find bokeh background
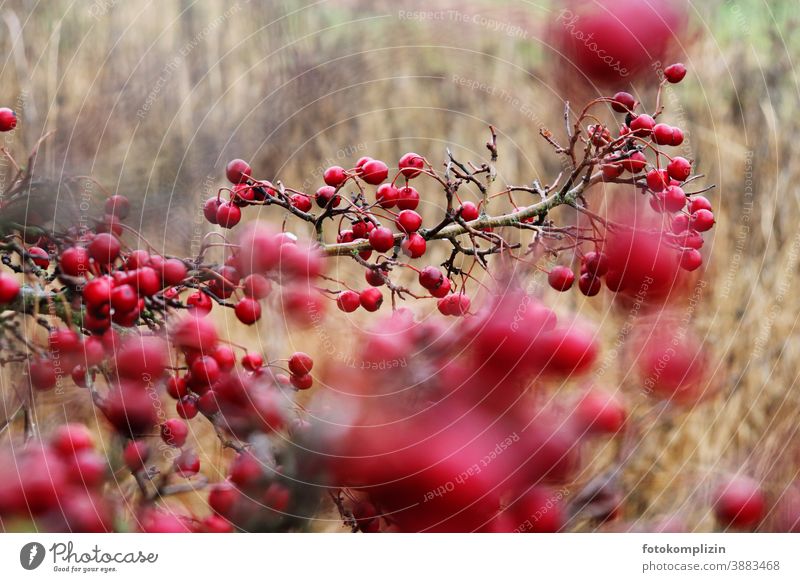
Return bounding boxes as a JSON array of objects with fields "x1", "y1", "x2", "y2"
[{"x1": 1, "y1": 0, "x2": 799, "y2": 530}]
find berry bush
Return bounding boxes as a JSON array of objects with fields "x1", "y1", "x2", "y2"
[{"x1": 0, "y1": 64, "x2": 781, "y2": 534}]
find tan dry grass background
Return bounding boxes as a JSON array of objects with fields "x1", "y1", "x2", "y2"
[{"x1": 2, "y1": 0, "x2": 800, "y2": 530}]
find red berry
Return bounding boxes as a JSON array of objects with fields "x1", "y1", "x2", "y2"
[
  {"x1": 355, "y1": 156, "x2": 372, "y2": 170},
  {"x1": 584, "y1": 251, "x2": 609, "y2": 277},
  {"x1": 5, "y1": 263, "x2": 35, "y2": 298},
  {"x1": 166, "y1": 375, "x2": 189, "y2": 399},
  {"x1": 361, "y1": 159, "x2": 389, "y2": 185},
  {"x1": 548, "y1": 266, "x2": 574, "y2": 291},
  {"x1": 242, "y1": 274, "x2": 271, "y2": 299},
  {"x1": 191, "y1": 355, "x2": 221, "y2": 386},
  {"x1": 288, "y1": 352, "x2": 313, "y2": 375},
  {"x1": 418, "y1": 266, "x2": 444, "y2": 290},
  {"x1": 365, "y1": 268, "x2": 387, "y2": 287},
  {"x1": 208, "y1": 481, "x2": 239, "y2": 516},
  {"x1": 671, "y1": 214, "x2": 690, "y2": 233},
  {"x1": 398, "y1": 152, "x2": 425, "y2": 178},
  {"x1": 629, "y1": 114, "x2": 655, "y2": 136},
  {"x1": 430, "y1": 276, "x2": 452, "y2": 298},
  {"x1": 186, "y1": 291, "x2": 213, "y2": 316},
  {"x1": 601, "y1": 162, "x2": 624, "y2": 180},
  {"x1": 290, "y1": 193, "x2": 312, "y2": 212},
  {"x1": 83, "y1": 276, "x2": 113, "y2": 309},
  {"x1": 578, "y1": 273, "x2": 601, "y2": 296},
  {"x1": 376, "y1": 184, "x2": 399, "y2": 208},
  {"x1": 28, "y1": 246, "x2": 49, "y2": 268},
  {"x1": 401, "y1": 233, "x2": 426, "y2": 258},
  {"x1": 161, "y1": 418, "x2": 189, "y2": 448},
  {"x1": 646, "y1": 169, "x2": 669, "y2": 192},
  {"x1": 51, "y1": 423, "x2": 94, "y2": 456},
  {"x1": 323, "y1": 165, "x2": 347, "y2": 187},
  {"x1": 172, "y1": 316, "x2": 219, "y2": 352},
  {"x1": 315, "y1": 185, "x2": 341, "y2": 208},
  {"x1": 396, "y1": 210, "x2": 422, "y2": 233},
  {"x1": 689, "y1": 209, "x2": 715, "y2": 232},
  {"x1": 175, "y1": 450, "x2": 200, "y2": 477},
  {"x1": 575, "y1": 390, "x2": 626, "y2": 435},
  {"x1": 458, "y1": 201, "x2": 480, "y2": 221},
  {"x1": 162, "y1": 259, "x2": 187, "y2": 286},
  {"x1": 290, "y1": 373, "x2": 313, "y2": 390},
  {"x1": 690, "y1": 195, "x2": 713, "y2": 213},
  {"x1": 0, "y1": 107, "x2": 18, "y2": 131},
  {"x1": 359, "y1": 288, "x2": 383, "y2": 312},
  {"x1": 368, "y1": 227, "x2": 395, "y2": 253},
  {"x1": 226, "y1": 159, "x2": 251, "y2": 184},
  {"x1": 234, "y1": 297, "x2": 262, "y2": 325},
  {"x1": 88, "y1": 233, "x2": 121, "y2": 265},
  {"x1": 667, "y1": 156, "x2": 691, "y2": 181},
  {"x1": 176, "y1": 395, "x2": 199, "y2": 419},
  {"x1": 29, "y1": 358, "x2": 57, "y2": 390},
  {"x1": 714, "y1": 477, "x2": 765, "y2": 529},
  {"x1": 680, "y1": 248, "x2": 703, "y2": 271},
  {"x1": 216, "y1": 202, "x2": 242, "y2": 229},
  {"x1": 203, "y1": 197, "x2": 221, "y2": 224},
  {"x1": 395, "y1": 186, "x2": 420, "y2": 210},
  {"x1": 337, "y1": 290, "x2": 361, "y2": 312},
  {"x1": 104, "y1": 195, "x2": 130, "y2": 218},
  {"x1": 663, "y1": 185, "x2": 687, "y2": 213},
  {"x1": 620, "y1": 151, "x2": 647, "y2": 173},
  {"x1": 110, "y1": 284, "x2": 138, "y2": 313},
  {"x1": 60, "y1": 246, "x2": 90, "y2": 277},
  {"x1": 123, "y1": 440, "x2": 150, "y2": 472},
  {"x1": 664, "y1": 62, "x2": 687, "y2": 83},
  {"x1": 242, "y1": 352, "x2": 264, "y2": 371},
  {"x1": 351, "y1": 220, "x2": 374, "y2": 239},
  {"x1": 610, "y1": 91, "x2": 636, "y2": 113}
]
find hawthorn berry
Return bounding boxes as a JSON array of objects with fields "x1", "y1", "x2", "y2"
[
  {"x1": 337, "y1": 290, "x2": 361, "y2": 312},
  {"x1": 690, "y1": 196, "x2": 713, "y2": 213},
  {"x1": 110, "y1": 284, "x2": 138, "y2": 313},
  {"x1": 646, "y1": 169, "x2": 669, "y2": 192},
  {"x1": 88, "y1": 233, "x2": 121, "y2": 264},
  {"x1": 365, "y1": 268, "x2": 387, "y2": 287},
  {"x1": 583, "y1": 251, "x2": 609, "y2": 277},
  {"x1": 667, "y1": 156, "x2": 692, "y2": 181},
  {"x1": 226, "y1": 159, "x2": 251, "y2": 184},
  {"x1": 671, "y1": 214, "x2": 690, "y2": 234},
  {"x1": 0, "y1": 273, "x2": 20, "y2": 305},
  {"x1": 629, "y1": 114, "x2": 655, "y2": 136},
  {"x1": 28, "y1": 246, "x2": 50, "y2": 268},
  {"x1": 396, "y1": 210, "x2": 422, "y2": 233},
  {"x1": 216, "y1": 202, "x2": 242, "y2": 229},
  {"x1": 290, "y1": 373, "x2": 313, "y2": 390},
  {"x1": 191, "y1": 355, "x2": 221, "y2": 385},
  {"x1": 575, "y1": 390, "x2": 626, "y2": 435},
  {"x1": 401, "y1": 233, "x2": 426, "y2": 258},
  {"x1": 430, "y1": 276, "x2": 452, "y2": 298},
  {"x1": 680, "y1": 248, "x2": 703, "y2": 271},
  {"x1": 176, "y1": 395, "x2": 199, "y2": 419},
  {"x1": 161, "y1": 418, "x2": 189, "y2": 448},
  {"x1": 29, "y1": 358, "x2": 57, "y2": 390},
  {"x1": 288, "y1": 352, "x2": 313, "y2": 375},
  {"x1": 187, "y1": 291, "x2": 213, "y2": 316},
  {"x1": 59, "y1": 246, "x2": 90, "y2": 277},
  {"x1": 161, "y1": 259, "x2": 188, "y2": 286},
  {"x1": 548, "y1": 266, "x2": 575, "y2": 291},
  {"x1": 620, "y1": 151, "x2": 647, "y2": 173},
  {"x1": 242, "y1": 274, "x2": 272, "y2": 299},
  {"x1": 323, "y1": 165, "x2": 347, "y2": 187},
  {"x1": 395, "y1": 186, "x2": 420, "y2": 210},
  {"x1": 175, "y1": 450, "x2": 200, "y2": 477},
  {"x1": 361, "y1": 159, "x2": 389, "y2": 185},
  {"x1": 315, "y1": 185, "x2": 341, "y2": 209},
  {"x1": 0, "y1": 107, "x2": 17, "y2": 131},
  {"x1": 234, "y1": 297, "x2": 262, "y2": 325},
  {"x1": 123, "y1": 440, "x2": 150, "y2": 472},
  {"x1": 376, "y1": 183, "x2": 399, "y2": 208},
  {"x1": 368, "y1": 227, "x2": 395, "y2": 253},
  {"x1": 578, "y1": 273, "x2": 601, "y2": 296},
  {"x1": 399, "y1": 152, "x2": 425, "y2": 178},
  {"x1": 166, "y1": 375, "x2": 189, "y2": 399},
  {"x1": 418, "y1": 266, "x2": 444, "y2": 290},
  {"x1": 690, "y1": 209, "x2": 715, "y2": 232},
  {"x1": 458, "y1": 201, "x2": 480, "y2": 221},
  {"x1": 610, "y1": 92, "x2": 636, "y2": 113},
  {"x1": 652, "y1": 123, "x2": 683, "y2": 146},
  {"x1": 664, "y1": 63, "x2": 687, "y2": 83},
  {"x1": 208, "y1": 481, "x2": 240, "y2": 517},
  {"x1": 290, "y1": 193, "x2": 313, "y2": 212},
  {"x1": 663, "y1": 185, "x2": 687, "y2": 213},
  {"x1": 714, "y1": 477, "x2": 765, "y2": 529},
  {"x1": 359, "y1": 288, "x2": 383, "y2": 312},
  {"x1": 242, "y1": 352, "x2": 264, "y2": 371},
  {"x1": 51, "y1": 424, "x2": 95, "y2": 456}
]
